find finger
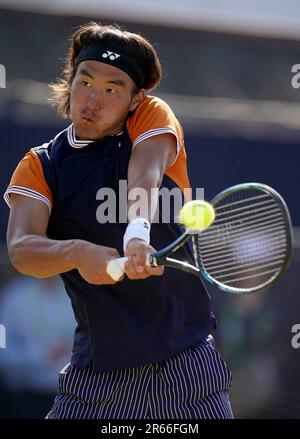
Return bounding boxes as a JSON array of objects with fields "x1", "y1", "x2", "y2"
[
  {"x1": 124, "y1": 255, "x2": 134, "y2": 272},
  {"x1": 97, "y1": 273, "x2": 123, "y2": 285},
  {"x1": 91, "y1": 267, "x2": 123, "y2": 285},
  {"x1": 106, "y1": 272, "x2": 124, "y2": 284},
  {"x1": 126, "y1": 261, "x2": 146, "y2": 279},
  {"x1": 133, "y1": 246, "x2": 148, "y2": 273},
  {"x1": 110, "y1": 249, "x2": 121, "y2": 259},
  {"x1": 125, "y1": 255, "x2": 149, "y2": 280},
  {"x1": 124, "y1": 255, "x2": 139, "y2": 279},
  {"x1": 145, "y1": 264, "x2": 164, "y2": 276},
  {"x1": 90, "y1": 274, "x2": 116, "y2": 285},
  {"x1": 108, "y1": 274, "x2": 124, "y2": 284},
  {"x1": 132, "y1": 255, "x2": 151, "y2": 278}
]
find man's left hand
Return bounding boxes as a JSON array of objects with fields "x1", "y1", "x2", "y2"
[{"x1": 124, "y1": 238, "x2": 164, "y2": 280}]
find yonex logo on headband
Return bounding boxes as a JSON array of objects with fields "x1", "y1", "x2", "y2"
[
  {"x1": 102, "y1": 51, "x2": 120, "y2": 61},
  {"x1": 75, "y1": 44, "x2": 145, "y2": 88}
]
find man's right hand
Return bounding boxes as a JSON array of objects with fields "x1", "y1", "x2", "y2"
[
  {"x1": 7, "y1": 194, "x2": 122, "y2": 284},
  {"x1": 75, "y1": 241, "x2": 122, "y2": 285}
]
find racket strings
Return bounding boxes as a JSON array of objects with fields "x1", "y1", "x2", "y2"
[
  {"x1": 198, "y1": 218, "x2": 285, "y2": 244},
  {"x1": 201, "y1": 243, "x2": 287, "y2": 264},
  {"x1": 213, "y1": 193, "x2": 268, "y2": 211},
  {"x1": 198, "y1": 220, "x2": 286, "y2": 257},
  {"x1": 212, "y1": 204, "x2": 281, "y2": 224},
  {"x1": 194, "y1": 189, "x2": 289, "y2": 291},
  {"x1": 201, "y1": 248, "x2": 286, "y2": 270},
  {"x1": 202, "y1": 210, "x2": 284, "y2": 233}
]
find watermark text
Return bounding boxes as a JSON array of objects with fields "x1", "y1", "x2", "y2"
[
  {"x1": 0, "y1": 324, "x2": 6, "y2": 348},
  {"x1": 291, "y1": 64, "x2": 300, "y2": 88},
  {"x1": 0, "y1": 64, "x2": 6, "y2": 88},
  {"x1": 95, "y1": 181, "x2": 204, "y2": 224},
  {"x1": 291, "y1": 324, "x2": 300, "y2": 349}
]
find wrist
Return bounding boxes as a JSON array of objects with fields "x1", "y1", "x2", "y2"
[
  {"x1": 123, "y1": 218, "x2": 150, "y2": 253},
  {"x1": 68, "y1": 239, "x2": 83, "y2": 270}
]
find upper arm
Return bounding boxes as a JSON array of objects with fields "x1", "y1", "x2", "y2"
[
  {"x1": 4, "y1": 148, "x2": 53, "y2": 251},
  {"x1": 7, "y1": 194, "x2": 50, "y2": 254},
  {"x1": 126, "y1": 96, "x2": 191, "y2": 194},
  {"x1": 127, "y1": 133, "x2": 177, "y2": 186}
]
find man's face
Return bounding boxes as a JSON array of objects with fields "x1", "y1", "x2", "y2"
[{"x1": 70, "y1": 60, "x2": 143, "y2": 141}]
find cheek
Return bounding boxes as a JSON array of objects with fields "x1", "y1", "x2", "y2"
[
  {"x1": 103, "y1": 97, "x2": 130, "y2": 115},
  {"x1": 114, "y1": 104, "x2": 132, "y2": 123},
  {"x1": 70, "y1": 86, "x2": 85, "y2": 110}
]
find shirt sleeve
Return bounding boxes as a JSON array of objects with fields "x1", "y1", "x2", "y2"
[
  {"x1": 4, "y1": 149, "x2": 53, "y2": 211},
  {"x1": 126, "y1": 95, "x2": 184, "y2": 158},
  {"x1": 126, "y1": 95, "x2": 191, "y2": 194}
]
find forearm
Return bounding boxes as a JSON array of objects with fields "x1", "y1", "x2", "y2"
[
  {"x1": 126, "y1": 133, "x2": 177, "y2": 224},
  {"x1": 127, "y1": 172, "x2": 162, "y2": 223},
  {"x1": 9, "y1": 234, "x2": 79, "y2": 278}
]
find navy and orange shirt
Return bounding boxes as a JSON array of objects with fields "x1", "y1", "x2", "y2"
[{"x1": 4, "y1": 96, "x2": 214, "y2": 372}]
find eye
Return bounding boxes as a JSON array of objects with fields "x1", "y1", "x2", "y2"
[
  {"x1": 80, "y1": 80, "x2": 92, "y2": 87},
  {"x1": 106, "y1": 88, "x2": 118, "y2": 94}
]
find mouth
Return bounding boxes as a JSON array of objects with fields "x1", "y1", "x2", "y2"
[{"x1": 80, "y1": 113, "x2": 99, "y2": 124}]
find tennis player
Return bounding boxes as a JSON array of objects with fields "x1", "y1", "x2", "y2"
[{"x1": 4, "y1": 22, "x2": 233, "y2": 419}]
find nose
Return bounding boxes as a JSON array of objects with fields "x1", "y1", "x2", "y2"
[{"x1": 86, "y1": 89, "x2": 102, "y2": 111}]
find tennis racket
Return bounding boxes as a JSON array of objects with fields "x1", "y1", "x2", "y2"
[{"x1": 106, "y1": 183, "x2": 293, "y2": 294}]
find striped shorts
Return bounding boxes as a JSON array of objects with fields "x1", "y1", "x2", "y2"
[{"x1": 46, "y1": 338, "x2": 233, "y2": 419}]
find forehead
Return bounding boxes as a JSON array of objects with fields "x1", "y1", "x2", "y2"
[{"x1": 76, "y1": 60, "x2": 134, "y2": 86}]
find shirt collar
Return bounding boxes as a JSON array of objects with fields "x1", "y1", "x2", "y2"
[
  {"x1": 67, "y1": 124, "x2": 124, "y2": 149},
  {"x1": 67, "y1": 124, "x2": 94, "y2": 149}
]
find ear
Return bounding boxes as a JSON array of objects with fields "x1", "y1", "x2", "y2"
[{"x1": 129, "y1": 89, "x2": 145, "y2": 112}]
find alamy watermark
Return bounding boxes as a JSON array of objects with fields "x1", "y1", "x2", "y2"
[
  {"x1": 291, "y1": 324, "x2": 300, "y2": 349},
  {"x1": 95, "y1": 181, "x2": 205, "y2": 224},
  {"x1": 291, "y1": 64, "x2": 300, "y2": 88},
  {"x1": 0, "y1": 324, "x2": 6, "y2": 348},
  {"x1": 0, "y1": 64, "x2": 6, "y2": 88}
]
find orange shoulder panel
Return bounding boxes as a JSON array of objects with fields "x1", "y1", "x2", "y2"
[
  {"x1": 6, "y1": 149, "x2": 53, "y2": 208},
  {"x1": 126, "y1": 95, "x2": 182, "y2": 144}
]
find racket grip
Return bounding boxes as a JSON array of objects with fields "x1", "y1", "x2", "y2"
[
  {"x1": 106, "y1": 254, "x2": 152, "y2": 281},
  {"x1": 107, "y1": 257, "x2": 128, "y2": 281}
]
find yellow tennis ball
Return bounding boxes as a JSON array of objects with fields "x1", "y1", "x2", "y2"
[{"x1": 179, "y1": 200, "x2": 215, "y2": 231}]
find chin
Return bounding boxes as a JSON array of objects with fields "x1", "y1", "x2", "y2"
[{"x1": 75, "y1": 124, "x2": 103, "y2": 141}]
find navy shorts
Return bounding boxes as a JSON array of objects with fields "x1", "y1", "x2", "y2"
[{"x1": 46, "y1": 338, "x2": 233, "y2": 419}]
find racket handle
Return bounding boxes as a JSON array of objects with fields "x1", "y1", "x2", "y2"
[
  {"x1": 107, "y1": 257, "x2": 128, "y2": 281},
  {"x1": 106, "y1": 254, "x2": 152, "y2": 281}
]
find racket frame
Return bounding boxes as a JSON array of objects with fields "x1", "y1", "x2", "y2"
[{"x1": 149, "y1": 183, "x2": 293, "y2": 294}]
